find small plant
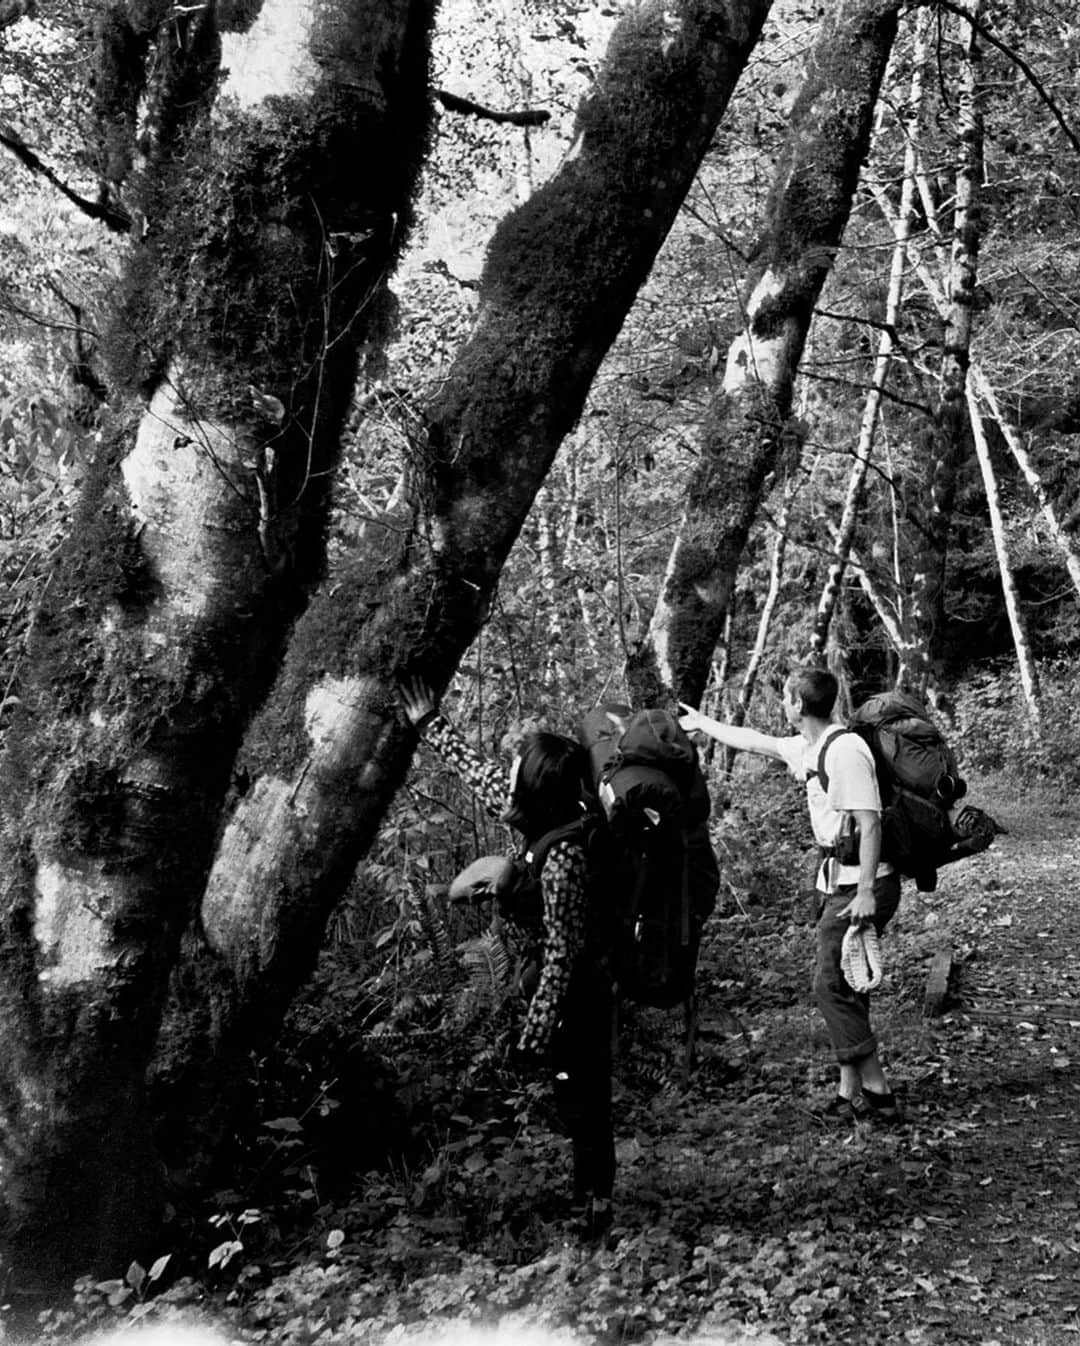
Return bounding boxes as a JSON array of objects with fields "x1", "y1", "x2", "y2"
[
  {"x1": 207, "y1": 1207, "x2": 263, "y2": 1272},
  {"x1": 93, "y1": 1253, "x2": 172, "y2": 1309},
  {"x1": 37, "y1": 1253, "x2": 174, "y2": 1337}
]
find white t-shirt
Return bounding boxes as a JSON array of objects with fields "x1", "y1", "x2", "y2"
[{"x1": 775, "y1": 729, "x2": 893, "y2": 892}]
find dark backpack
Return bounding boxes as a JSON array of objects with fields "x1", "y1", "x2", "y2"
[
  {"x1": 577, "y1": 703, "x2": 720, "y2": 1008},
  {"x1": 815, "y1": 690, "x2": 985, "y2": 892}
]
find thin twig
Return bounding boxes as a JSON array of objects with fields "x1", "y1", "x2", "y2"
[{"x1": 932, "y1": 0, "x2": 1080, "y2": 158}]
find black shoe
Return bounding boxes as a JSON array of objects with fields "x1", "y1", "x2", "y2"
[
  {"x1": 860, "y1": 1089, "x2": 904, "y2": 1125},
  {"x1": 812, "y1": 1094, "x2": 863, "y2": 1123},
  {"x1": 568, "y1": 1195, "x2": 614, "y2": 1237}
]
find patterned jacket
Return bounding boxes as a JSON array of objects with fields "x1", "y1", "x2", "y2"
[{"x1": 422, "y1": 714, "x2": 589, "y2": 1054}]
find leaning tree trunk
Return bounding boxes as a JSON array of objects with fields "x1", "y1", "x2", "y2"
[
  {"x1": 148, "y1": 0, "x2": 775, "y2": 1186},
  {"x1": 897, "y1": 0, "x2": 984, "y2": 693},
  {"x1": 826, "y1": 523, "x2": 906, "y2": 654},
  {"x1": 733, "y1": 462, "x2": 801, "y2": 724},
  {"x1": 874, "y1": 196, "x2": 1080, "y2": 608},
  {"x1": 969, "y1": 366, "x2": 1080, "y2": 602},
  {"x1": 713, "y1": 464, "x2": 800, "y2": 775},
  {"x1": 629, "y1": 0, "x2": 901, "y2": 706},
  {"x1": 0, "y1": 0, "x2": 433, "y2": 1294},
  {"x1": 967, "y1": 392, "x2": 1042, "y2": 725}
]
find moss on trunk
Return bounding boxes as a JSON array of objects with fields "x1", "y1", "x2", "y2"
[
  {"x1": 635, "y1": 0, "x2": 901, "y2": 704},
  {"x1": 151, "y1": 0, "x2": 774, "y2": 1187},
  {"x1": 0, "y1": 0, "x2": 435, "y2": 1294}
]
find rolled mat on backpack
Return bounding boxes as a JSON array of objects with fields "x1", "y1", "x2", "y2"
[{"x1": 449, "y1": 855, "x2": 516, "y2": 902}]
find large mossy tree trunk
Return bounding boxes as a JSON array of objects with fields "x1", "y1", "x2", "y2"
[
  {"x1": 0, "y1": 0, "x2": 433, "y2": 1295},
  {"x1": 627, "y1": 0, "x2": 901, "y2": 706},
  {"x1": 149, "y1": 0, "x2": 775, "y2": 1184}
]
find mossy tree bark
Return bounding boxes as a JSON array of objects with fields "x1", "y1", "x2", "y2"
[
  {"x1": 149, "y1": 0, "x2": 774, "y2": 1183},
  {"x1": 0, "y1": 0, "x2": 433, "y2": 1295},
  {"x1": 627, "y1": 0, "x2": 901, "y2": 706}
]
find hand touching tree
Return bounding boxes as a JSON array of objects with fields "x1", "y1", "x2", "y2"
[{"x1": 400, "y1": 676, "x2": 439, "y2": 730}]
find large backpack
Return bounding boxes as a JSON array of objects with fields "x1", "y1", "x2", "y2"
[
  {"x1": 577, "y1": 703, "x2": 720, "y2": 1009},
  {"x1": 815, "y1": 690, "x2": 988, "y2": 892}
]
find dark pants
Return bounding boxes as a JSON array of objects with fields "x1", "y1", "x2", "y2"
[
  {"x1": 813, "y1": 871, "x2": 902, "y2": 1063},
  {"x1": 550, "y1": 958, "x2": 616, "y2": 1201}
]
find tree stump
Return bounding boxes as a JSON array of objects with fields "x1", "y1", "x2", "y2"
[{"x1": 923, "y1": 946, "x2": 954, "y2": 1017}]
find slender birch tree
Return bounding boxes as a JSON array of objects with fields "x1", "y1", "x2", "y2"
[
  {"x1": 809, "y1": 11, "x2": 926, "y2": 661},
  {"x1": 967, "y1": 394, "x2": 1041, "y2": 723},
  {"x1": 897, "y1": 0, "x2": 984, "y2": 692},
  {"x1": 872, "y1": 201, "x2": 1080, "y2": 629}
]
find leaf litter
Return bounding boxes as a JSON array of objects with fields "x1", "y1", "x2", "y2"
[{"x1": 54, "y1": 774, "x2": 1080, "y2": 1346}]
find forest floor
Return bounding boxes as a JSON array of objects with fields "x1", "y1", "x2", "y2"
[{"x1": 60, "y1": 770, "x2": 1080, "y2": 1346}]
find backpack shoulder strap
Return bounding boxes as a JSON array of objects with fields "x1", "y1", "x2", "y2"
[
  {"x1": 811, "y1": 727, "x2": 857, "y2": 794},
  {"x1": 524, "y1": 816, "x2": 591, "y2": 875}
]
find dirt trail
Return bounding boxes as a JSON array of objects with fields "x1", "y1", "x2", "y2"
[
  {"x1": 591, "y1": 777, "x2": 1080, "y2": 1345},
  {"x1": 218, "y1": 778, "x2": 1080, "y2": 1346},
  {"x1": 879, "y1": 787, "x2": 1080, "y2": 1345}
]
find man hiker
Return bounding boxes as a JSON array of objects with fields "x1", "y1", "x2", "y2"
[{"x1": 679, "y1": 666, "x2": 904, "y2": 1124}]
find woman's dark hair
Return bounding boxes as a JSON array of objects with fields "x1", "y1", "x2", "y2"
[{"x1": 506, "y1": 730, "x2": 590, "y2": 839}]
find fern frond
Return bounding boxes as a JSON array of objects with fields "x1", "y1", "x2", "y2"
[
  {"x1": 420, "y1": 889, "x2": 457, "y2": 990},
  {"x1": 462, "y1": 927, "x2": 513, "y2": 1003}
]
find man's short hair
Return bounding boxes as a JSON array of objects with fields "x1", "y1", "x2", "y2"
[{"x1": 787, "y1": 666, "x2": 838, "y2": 719}]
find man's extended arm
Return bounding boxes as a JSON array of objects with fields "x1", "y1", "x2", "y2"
[{"x1": 678, "y1": 704, "x2": 787, "y2": 760}]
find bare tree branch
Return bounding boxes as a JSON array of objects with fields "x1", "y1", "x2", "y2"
[
  {"x1": 0, "y1": 125, "x2": 130, "y2": 232},
  {"x1": 434, "y1": 87, "x2": 550, "y2": 126},
  {"x1": 931, "y1": 0, "x2": 1080, "y2": 158}
]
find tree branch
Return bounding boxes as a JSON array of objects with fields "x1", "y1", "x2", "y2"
[
  {"x1": 930, "y1": 0, "x2": 1080, "y2": 158},
  {"x1": 434, "y1": 88, "x2": 550, "y2": 127},
  {"x1": 0, "y1": 125, "x2": 131, "y2": 233},
  {"x1": 421, "y1": 257, "x2": 480, "y2": 290}
]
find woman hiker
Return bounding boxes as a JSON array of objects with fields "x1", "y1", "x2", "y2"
[{"x1": 400, "y1": 678, "x2": 617, "y2": 1230}]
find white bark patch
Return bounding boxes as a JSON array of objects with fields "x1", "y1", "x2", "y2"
[
  {"x1": 659, "y1": 5, "x2": 684, "y2": 56},
  {"x1": 724, "y1": 269, "x2": 787, "y2": 391},
  {"x1": 201, "y1": 776, "x2": 295, "y2": 960},
  {"x1": 203, "y1": 676, "x2": 387, "y2": 970},
  {"x1": 222, "y1": 0, "x2": 415, "y2": 110},
  {"x1": 649, "y1": 528, "x2": 686, "y2": 693},
  {"x1": 221, "y1": 0, "x2": 319, "y2": 106},
  {"x1": 302, "y1": 676, "x2": 379, "y2": 781},
  {"x1": 34, "y1": 862, "x2": 113, "y2": 987},
  {"x1": 121, "y1": 368, "x2": 258, "y2": 626}
]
